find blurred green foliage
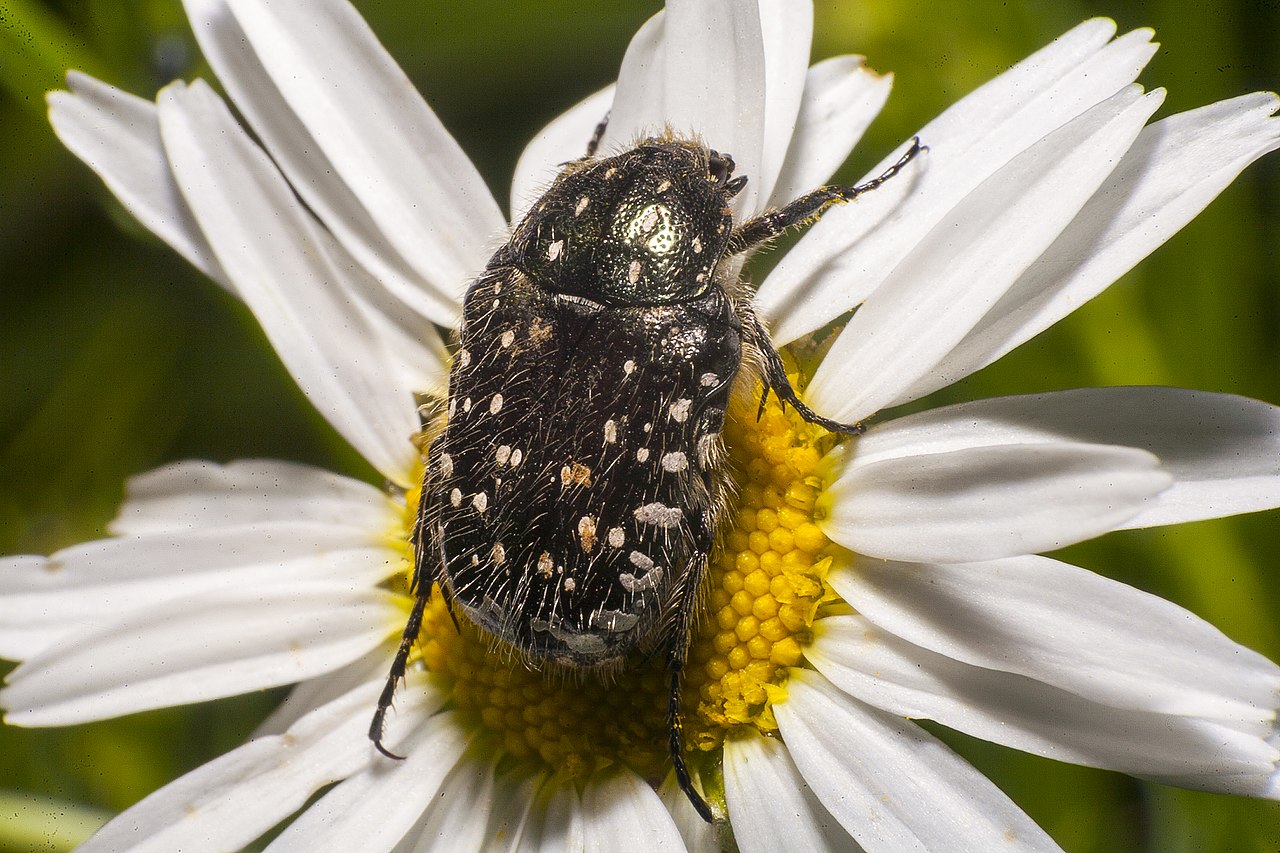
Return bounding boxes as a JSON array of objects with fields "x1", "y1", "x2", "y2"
[{"x1": 0, "y1": 0, "x2": 1277, "y2": 850}]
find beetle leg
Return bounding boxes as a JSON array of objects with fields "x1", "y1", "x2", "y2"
[{"x1": 727, "y1": 137, "x2": 925, "y2": 255}]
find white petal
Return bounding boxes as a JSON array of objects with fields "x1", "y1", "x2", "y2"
[
  {"x1": 852, "y1": 388, "x2": 1280, "y2": 530},
  {"x1": 579, "y1": 769, "x2": 685, "y2": 852},
  {"x1": 0, "y1": 524, "x2": 397, "y2": 660},
  {"x1": 607, "y1": 0, "x2": 767, "y2": 213},
  {"x1": 807, "y1": 85, "x2": 1165, "y2": 422},
  {"x1": 223, "y1": 0, "x2": 504, "y2": 319},
  {"x1": 265, "y1": 709, "x2": 468, "y2": 853},
  {"x1": 2, "y1": 583, "x2": 397, "y2": 726},
  {"x1": 76, "y1": 676, "x2": 404, "y2": 853},
  {"x1": 754, "y1": 0, "x2": 814, "y2": 204},
  {"x1": 759, "y1": 21, "x2": 1158, "y2": 344},
  {"x1": 254, "y1": 648, "x2": 392, "y2": 737},
  {"x1": 532, "y1": 781, "x2": 585, "y2": 852},
  {"x1": 829, "y1": 554, "x2": 1280, "y2": 730},
  {"x1": 900, "y1": 92, "x2": 1280, "y2": 401},
  {"x1": 48, "y1": 72, "x2": 228, "y2": 288},
  {"x1": 819, "y1": 438, "x2": 1170, "y2": 563},
  {"x1": 109, "y1": 458, "x2": 397, "y2": 536},
  {"x1": 511, "y1": 85, "x2": 615, "y2": 224},
  {"x1": 485, "y1": 773, "x2": 544, "y2": 853},
  {"x1": 809, "y1": 613, "x2": 1280, "y2": 798},
  {"x1": 723, "y1": 731, "x2": 859, "y2": 853},
  {"x1": 157, "y1": 79, "x2": 421, "y2": 484},
  {"x1": 776, "y1": 670, "x2": 1060, "y2": 851},
  {"x1": 183, "y1": 0, "x2": 465, "y2": 330},
  {"x1": 392, "y1": 759, "x2": 496, "y2": 853},
  {"x1": 657, "y1": 773, "x2": 719, "y2": 852},
  {"x1": 766, "y1": 56, "x2": 893, "y2": 209}
]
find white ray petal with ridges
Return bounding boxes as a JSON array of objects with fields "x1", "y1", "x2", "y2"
[
  {"x1": 75, "y1": 677, "x2": 440, "y2": 853},
  {"x1": 819, "y1": 438, "x2": 1170, "y2": 563},
  {"x1": 755, "y1": 0, "x2": 813, "y2": 205},
  {"x1": 47, "y1": 72, "x2": 228, "y2": 288},
  {"x1": 724, "y1": 731, "x2": 856, "y2": 853},
  {"x1": 109, "y1": 458, "x2": 398, "y2": 536},
  {"x1": 2, "y1": 583, "x2": 398, "y2": 726},
  {"x1": 264, "y1": 708, "x2": 468, "y2": 852},
  {"x1": 776, "y1": 670, "x2": 1061, "y2": 851},
  {"x1": 223, "y1": 0, "x2": 504, "y2": 320},
  {"x1": 157, "y1": 80, "x2": 421, "y2": 485},
  {"x1": 765, "y1": 55, "x2": 893, "y2": 209},
  {"x1": 759, "y1": 21, "x2": 1158, "y2": 343},
  {"x1": 392, "y1": 759, "x2": 497, "y2": 853},
  {"x1": 0, "y1": 524, "x2": 396, "y2": 659},
  {"x1": 535, "y1": 781, "x2": 585, "y2": 852},
  {"x1": 807, "y1": 86, "x2": 1165, "y2": 423},
  {"x1": 607, "y1": 0, "x2": 767, "y2": 214},
  {"x1": 898, "y1": 92, "x2": 1280, "y2": 402},
  {"x1": 829, "y1": 554, "x2": 1280, "y2": 727},
  {"x1": 578, "y1": 769, "x2": 685, "y2": 851},
  {"x1": 848, "y1": 388, "x2": 1280, "y2": 528},
  {"x1": 809, "y1": 613, "x2": 1280, "y2": 798},
  {"x1": 183, "y1": 0, "x2": 464, "y2": 329}
]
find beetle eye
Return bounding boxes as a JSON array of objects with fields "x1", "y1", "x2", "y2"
[{"x1": 708, "y1": 150, "x2": 735, "y2": 184}]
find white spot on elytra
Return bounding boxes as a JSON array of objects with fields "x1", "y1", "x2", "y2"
[
  {"x1": 501, "y1": 329, "x2": 515, "y2": 348},
  {"x1": 628, "y1": 550, "x2": 654, "y2": 571},
  {"x1": 691, "y1": 236, "x2": 702, "y2": 254},
  {"x1": 635, "y1": 447, "x2": 650, "y2": 463},
  {"x1": 656, "y1": 179, "x2": 671, "y2": 193},
  {"x1": 489, "y1": 394, "x2": 504, "y2": 415},
  {"x1": 577, "y1": 515, "x2": 598, "y2": 553},
  {"x1": 643, "y1": 422, "x2": 652, "y2": 433},
  {"x1": 564, "y1": 577, "x2": 577, "y2": 592},
  {"x1": 457, "y1": 349, "x2": 471, "y2": 368},
  {"x1": 607, "y1": 526, "x2": 625, "y2": 548},
  {"x1": 471, "y1": 554, "x2": 480, "y2": 566},
  {"x1": 628, "y1": 260, "x2": 642, "y2": 284},
  {"x1": 439, "y1": 453, "x2": 454, "y2": 477},
  {"x1": 448, "y1": 398, "x2": 457, "y2": 418},
  {"x1": 537, "y1": 551, "x2": 554, "y2": 578},
  {"x1": 620, "y1": 565, "x2": 664, "y2": 593},
  {"x1": 575, "y1": 196, "x2": 590, "y2": 215},
  {"x1": 510, "y1": 448, "x2": 523, "y2": 467},
  {"x1": 492, "y1": 298, "x2": 500, "y2": 309},
  {"x1": 495, "y1": 445, "x2": 512, "y2": 465},
  {"x1": 463, "y1": 397, "x2": 473, "y2": 413},
  {"x1": 668, "y1": 398, "x2": 692, "y2": 423},
  {"x1": 603, "y1": 419, "x2": 617, "y2": 444},
  {"x1": 623, "y1": 359, "x2": 635, "y2": 376},
  {"x1": 450, "y1": 488, "x2": 462, "y2": 507},
  {"x1": 547, "y1": 240, "x2": 563, "y2": 261},
  {"x1": 604, "y1": 167, "x2": 617, "y2": 179},
  {"x1": 490, "y1": 542, "x2": 506, "y2": 564},
  {"x1": 634, "y1": 502, "x2": 682, "y2": 528},
  {"x1": 472, "y1": 491, "x2": 489, "y2": 513},
  {"x1": 661, "y1": 451, "x2": 688, "y2": 472},
  {"x1": 699, "y1": 372, "x2": 719, "y2": 387}
]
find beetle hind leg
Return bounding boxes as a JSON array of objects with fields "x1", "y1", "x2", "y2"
[{"x1": 749, "y1": 314, "x2": 864, "y2": 436}]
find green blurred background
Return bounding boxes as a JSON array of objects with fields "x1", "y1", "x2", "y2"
[{"x1": 0, "y1": 0, "x2": 1277, "y2": 850}]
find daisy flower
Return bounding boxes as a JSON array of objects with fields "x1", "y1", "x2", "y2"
[{"x1": 5, "y1": 0, "x2": 1280, "y2": 850}]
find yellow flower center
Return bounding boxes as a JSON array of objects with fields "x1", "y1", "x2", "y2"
[{"x1": 393, "y1": 370, "x2": 843, "y2": 789}]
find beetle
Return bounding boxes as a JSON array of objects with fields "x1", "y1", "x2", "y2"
[{"x1": 371, "y1": 127, "x2": 924, "y2": 822}]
